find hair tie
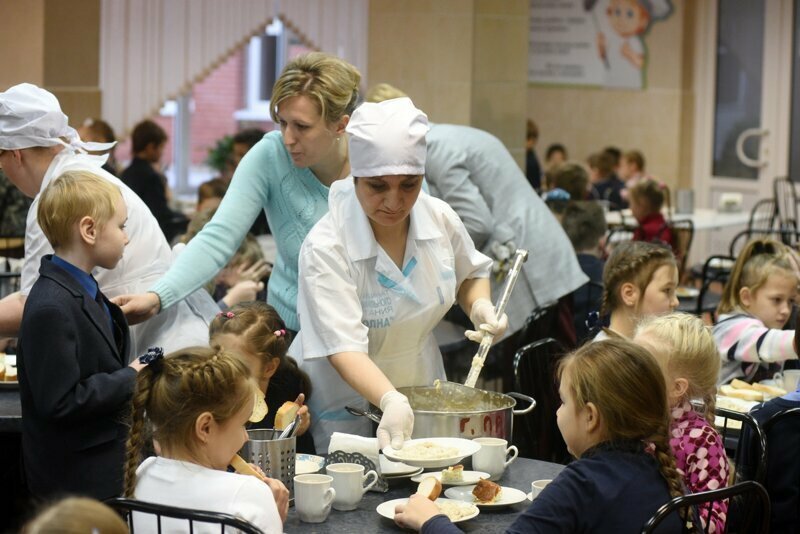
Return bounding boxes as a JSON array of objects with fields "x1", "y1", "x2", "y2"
[
  {"x1": 274, "y1": 328, "x2": 286, "y2": 337},
  {"x1": 139, "y1": 346, "x2": 164, "y2": 366},
  {"x1": 217, "y1": 311, "x2": 234, "y2": 319}
]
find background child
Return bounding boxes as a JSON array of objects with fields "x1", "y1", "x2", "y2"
[
  {"x1": 395, "y1": 338, "x2": 683, "y2": 532},
  {"x1": 588, "y1": 151, "x2": 625, "y2": 210},
  {"x1": 77, "y1": 118, "x2": 119, "y2": 177},
  {"x1": 714, "y1": 238, "x2": 800, "y2": 384},
  {"x1": 124, "y1": 346, "x2": 285, "y2": 533},
  {"x1": 22, "y1": 497, "x2": 128, "y2": 534},
  {"x1": 597, "y1": 241, "x2": 678, "y2": 340},
  {"x1": 18, "y1": 171, "x2": 145, "y2": 500},
  {"x1": 629, "y1": 178, "x2": 674, "y2": 250},
  {"x1": 619, "y1": 149, "x2": 647, "y2": 189},
  {"x1": 635, "y1": 313, "x2": 728, "y2": 533},
  {"x1": 196, "y1": 177, "x2": 228, "y2": 212},
  {"x1": 209, "y1": 301, "x2": 315, "y2": 453},
  {"x1": 561, "y1": 201, "x2": 608, "y2": 343}
]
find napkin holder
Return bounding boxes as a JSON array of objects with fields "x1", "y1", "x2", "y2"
[{"x1": 326, "y1": 450, "x2": 389, "y2": 492}]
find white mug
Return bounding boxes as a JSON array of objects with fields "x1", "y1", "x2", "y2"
[
  {"x1": 531, "y1": 479, "x2": 551, "y2": 499},
  {"x1": 326, "y1": 463, "x2": 379, "y2": 511},
  {"x1": 774, "y1": 370, "x2": 800, "y2": 392},
  {"x1": 471, "y1": 437, "x2": 518, "y2": 481},
  {"x1": 294, "y1": 474, "x2": 336, "y2": 523}
]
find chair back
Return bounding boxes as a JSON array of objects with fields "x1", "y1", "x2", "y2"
[
  {"x1": 773, "y1": 177, "x2": 799, "y2": 233},
  {"x1": 729, "y1": 227, "x2": 800, "y2": 256},
  {"x1": 747, "y1": 198, "x2": 777, "y2": 234},
  {"x1": 640, "y1": 480, "x2": 771, "y2": 534},
  {"x1": 604, "y1": 224, "x2": 636, "y2": 259},
  {"x1": 105, "y1": 497, "x2": 264, "y2": 534},
  {"x1": 668, "y1": 219, "x2": 694, "y2": 279},
  {"x1": 511, "y1": 337, "x2": 568, "y2": 463},
  {"x1": 715, "y1": 407, "x2": 767, "y2": 485}
]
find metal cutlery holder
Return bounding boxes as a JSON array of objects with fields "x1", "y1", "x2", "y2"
[{"x1": 239, "y1": 430, "x2": 297, "y2": 498}]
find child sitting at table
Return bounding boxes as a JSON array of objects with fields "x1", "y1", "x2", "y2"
[
  {"x1": 22, "y1": 497, "x2": 129, "y2": 534},
  {"x1": 594, "y1": 241, "x2": 679, "y2": 340},
  {"x1": 123, "y1": 346, "x2": 285, "y2": 533},
  {"x1": 394, "y1": 338, "x2": 683, "y2": 533},
  {"x1": 17, "y1": 171, "x2": 146, "y2": 500},
  {"x1": 209, "y1": 301, "x2": 315, "y2": 453},
  {"x1": 629, "y1": 178, "x2": 674, "y2": 251},
  {"x1": 635, "y1": 313, "x2": 728, "y2": 533},
  {"x1": 713, "y1": 238, "x2": 800, "y2": 384}
]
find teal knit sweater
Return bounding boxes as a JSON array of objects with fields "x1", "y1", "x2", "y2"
[{"x1": 150, "y1": 131, "x2": 330, "y2": 331}]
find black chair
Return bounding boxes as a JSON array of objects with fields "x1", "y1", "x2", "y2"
[
  {"x1": 603, "y1": 224, "x2": 636, "y2": 258},
  {"x1": 676, "y1": 254, "x2": 733, "y2": 320},
  {"x1": 105, "y1": 497, "x2": 264, "y2": 534},
  {"x1": 748, "y1": 197, "x2": 777, "y2": 234},
  {"x1": 667, "y1": 219, "x2": 694, "y2": 280},
  {"x1": 729, "y1": 227, "x2": 800, "y2": 257},
  {"x1": 640, "y1": 480, "x2": 771, "y2": 534},
  {"x1": 714, "y1": 407, "x2": 767, "y2": 485},
  {"x1": 512, "y1": 337, "x2": 568, "y2": 463},
  {"x1": 773, "y1": 177, "x2": 798, "y2": 234}
]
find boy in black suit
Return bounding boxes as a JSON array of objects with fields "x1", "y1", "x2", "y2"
[{"x1": 18, "y1": 170, "x2": 147, "y2": 500}]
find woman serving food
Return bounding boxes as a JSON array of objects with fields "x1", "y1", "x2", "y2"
[{"x1": 291, "y1": 97, "x2": 505, "y2": 452}]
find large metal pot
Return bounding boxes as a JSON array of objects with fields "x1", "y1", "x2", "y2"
[{"x1": 396, "y1": 385, "x2": 535, "y2": 442}]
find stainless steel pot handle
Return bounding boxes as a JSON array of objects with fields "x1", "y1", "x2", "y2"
[{"x1": 507, "y1": 392, "x2": 536, "y2": 415}]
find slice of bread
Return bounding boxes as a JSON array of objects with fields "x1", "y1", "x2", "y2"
[
  {"x1": 230, "y1": 454, "x2": 268, "y2": 482},
  {"x1": 720, "y1": 384, "x2": 763, "y2": 401},
  {"x1": 751, "y1": 383, "x2": 787, "y2": 397},
  {"x1": 730, "y1": 378, "x2": 753, "y2": 390},
  {"x1": 417, "y1": 476, "x2": 442, "y2": 500},
  {"x1": 274, "y1": 401, "x2": 300, "y2": 430}
]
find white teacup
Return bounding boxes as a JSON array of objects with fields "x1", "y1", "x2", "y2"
[
  {"x1": 472, "y1": 437, "x2": 518, "y2": 481},
  {"x1": 531, "y1": 479, "x2": 551, "y2": 499},
  {"x1": 774, "y1": 369, "x2": 800, "y2": 392},
  {"x1": 294, "y1": 474, "x2": 336, "y2": 523},
  {"x1": 326, "y1": 462, "x2": 378, "y2": 511}
]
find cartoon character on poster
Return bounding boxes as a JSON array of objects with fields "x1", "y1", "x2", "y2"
[{"x1": 590, "y1": 0, "x2": 673, "y2": 89}]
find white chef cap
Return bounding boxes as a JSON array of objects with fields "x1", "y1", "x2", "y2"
[
  {"x1": 346, "y1": 97, "x2": 429, "y2": 177},
  {"x1": 0, "y1": 83, "x2": 115, "y2": 153}
]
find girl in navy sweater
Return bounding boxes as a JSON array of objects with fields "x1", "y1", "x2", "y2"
[{"x1": 394, "y1": 339, "x2": 684, "y2": 533}]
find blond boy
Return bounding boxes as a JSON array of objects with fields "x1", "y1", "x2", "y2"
[{"x1": 17, "y1": 171, "x2": 145, "y2": 500}]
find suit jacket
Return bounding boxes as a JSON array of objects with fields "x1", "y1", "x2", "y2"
[{"x1": 18, "y1": 255, "x2": 137, "y2": 500}]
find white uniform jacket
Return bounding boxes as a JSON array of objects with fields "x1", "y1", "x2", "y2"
[
  {"x1": 292, "y1": 177, "x2": 492, "y2": 452},
  {"x1": 21, "y1": 150, "x2": 218, "y2": 358}
]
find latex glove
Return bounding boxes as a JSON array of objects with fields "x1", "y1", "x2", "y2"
[
  {"x1": 377, "y1": 390, "x2": 414, "y2": 450},
  {"x1": 465, "y1": 297, "x2": 508, "y2": 343}
]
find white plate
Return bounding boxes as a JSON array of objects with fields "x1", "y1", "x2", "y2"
[
  {"x1": 295, "y1": 454, "x2": 324, "y2": 475},
  {"x1": 444, "y1": 485, "x2": 529, "y2": 508},
  {"x1": 376, "y1": 498, "x2": 479, "y2": 523},
  {"x1": 382, "y1": 438, "x2": 481, "y2": 469},
  {"x1": 380, "y1": 455, "x2": 423, "y2": 477},
  {"x1": 410, "y1": 470, "x2": 491, "y2": 486}
]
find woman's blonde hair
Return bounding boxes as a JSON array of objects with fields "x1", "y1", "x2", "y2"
[
  {"x1": 718, "y1": 237, "x2": 799, "y2": 315},
  {"x1": 635, "y1": 313, "x2": 720, "y2": 424},
  {"x1": 123, "y1": 347, "x2": 256, "y2": 497},
  {"x1": 23, "y1": 497, "x2": 128, "y2": 534},
  {"x1": 37, "y1": 171, "x2": 121, "y2": 248},
  {"x1": 365, "y1": 83, "x2": 408, "y2": 103},
  {"x1": 558, "y1": 339, "x2": 684, "y2": 502},
  {"x1": 270, "y1": 52, "x2": 361, "y2": 124},
  {"x1": 601, "y1": 241, "x2": 677, "y2": 315}
]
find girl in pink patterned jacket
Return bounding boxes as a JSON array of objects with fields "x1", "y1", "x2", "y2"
[{"x1": 635, "y1": 312, "x2": 729, "y2": 534}]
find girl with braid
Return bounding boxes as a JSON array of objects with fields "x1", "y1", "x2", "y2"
[
  {"x1": 635, "y1": 313, "x2": 728, "y2": 533},
  {"x1": 713, "y1": 238, "x2": 800, "y2": 384},
  {"x1": 123, "y1": 347, "x2": 285, "y2": 533},
  {"x1": 594, "y1": 241, "x2": 679, "y2": 340},
  {"x1": 395, "y1": 338, "x2": 684, "y2": 533}
]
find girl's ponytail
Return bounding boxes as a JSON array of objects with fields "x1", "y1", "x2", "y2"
[
  {"x1": 123, "y1": 367, "x2": 156, "y2": 497},
  {"x1": 718, "y1": 238, "x2": 789, "y2": 315}
]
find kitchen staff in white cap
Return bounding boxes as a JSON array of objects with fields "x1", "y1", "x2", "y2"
[
  {"x1": 0, "y1": 83, "x2": 218, "y2": 356},
  {"x1": 292, "y1": 97, "x2": 505, "y2": 452}
]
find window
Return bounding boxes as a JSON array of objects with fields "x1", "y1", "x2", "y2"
[{"x1": 235, "y1": 19, "x2": 285, "y2": 121}]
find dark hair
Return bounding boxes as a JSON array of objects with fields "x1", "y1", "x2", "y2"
[
  {"x1": 81, "y1": 118, "x2": 117, "y2": 143},
  {"x1": 623, "y1": 149, "x2": 645, "y2": 171},
  {"x1": 546, "y1": 143, "x2": 567, "y2": 161},
  {"x1": 209, "y1": 301, "x2": 312, "y2": 399},
  {"x1": 233, "y1": 128, "x2": 266, "y2": 150},
  {"x1": 562, "y1": 201, "x2": 608, "y2": 252},
  {"x1": 588, "y1": 152, "x2": 615, "y2": 177},
  {"x1": 197, "y1": 177, "x2": 228, "y2": 205},
  {"x1": 526, "y1": 119, "x2": 539, "y2": 142},
  {"x1": 629, "y1": 178, "x2": 670, "y2": 216},
  {"x1": 603, "y1": 146, "x2": 622, "y2": 167},
  {"x1": 548, "y1": 162, "x2": 589, "y2": 201},
  {"x1": 131, "y1": 119, "x2": 167, "y2": 154}
]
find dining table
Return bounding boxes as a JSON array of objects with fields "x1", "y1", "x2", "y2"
[
  {"x1": 283, "y1": 456, "x2": 566, "y2": 533},
  {"x1": 605, "y1": 207, "x2": 750, "y2": 231}
]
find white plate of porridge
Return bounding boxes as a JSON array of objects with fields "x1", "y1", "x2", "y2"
[
  {"x1": 382, "y1": 438, "x2": 481, "y2": 468},
  {"x1": 376, "y1": 498, "x2": 479, "y2": 523}
]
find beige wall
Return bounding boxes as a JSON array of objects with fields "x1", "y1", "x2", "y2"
[
  {"x1": 368, "y1": 0, "x2": 529, "y2": 164},
  {"x1": 529, "y1": 2, "x2": 694, "y2": 189},
  {"x1": 0, "y1": 0, "x2": 101, "y2": 125}
]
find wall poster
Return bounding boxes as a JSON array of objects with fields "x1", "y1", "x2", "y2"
[{"x1": 528, "y1": 0, "x2": 673, "y2": 89}]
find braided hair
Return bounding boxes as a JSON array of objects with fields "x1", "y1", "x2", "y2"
[
  {"x1": 123, "y1": 347, "x2": 255, "y2": 497},
  {"x1": 601, "y1": 241, "x2": 677, "y2": 316},
  {"x1": 558, "y1": 339, "x2": 685, "y2": 504}
]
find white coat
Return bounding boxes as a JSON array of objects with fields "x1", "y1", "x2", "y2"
[
  {"x1": 291, "y1": 178, "x2": 492, "y2": 452},
  {"x1": 21, "y1": 150, "x2": 218, "y2": 358}
]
